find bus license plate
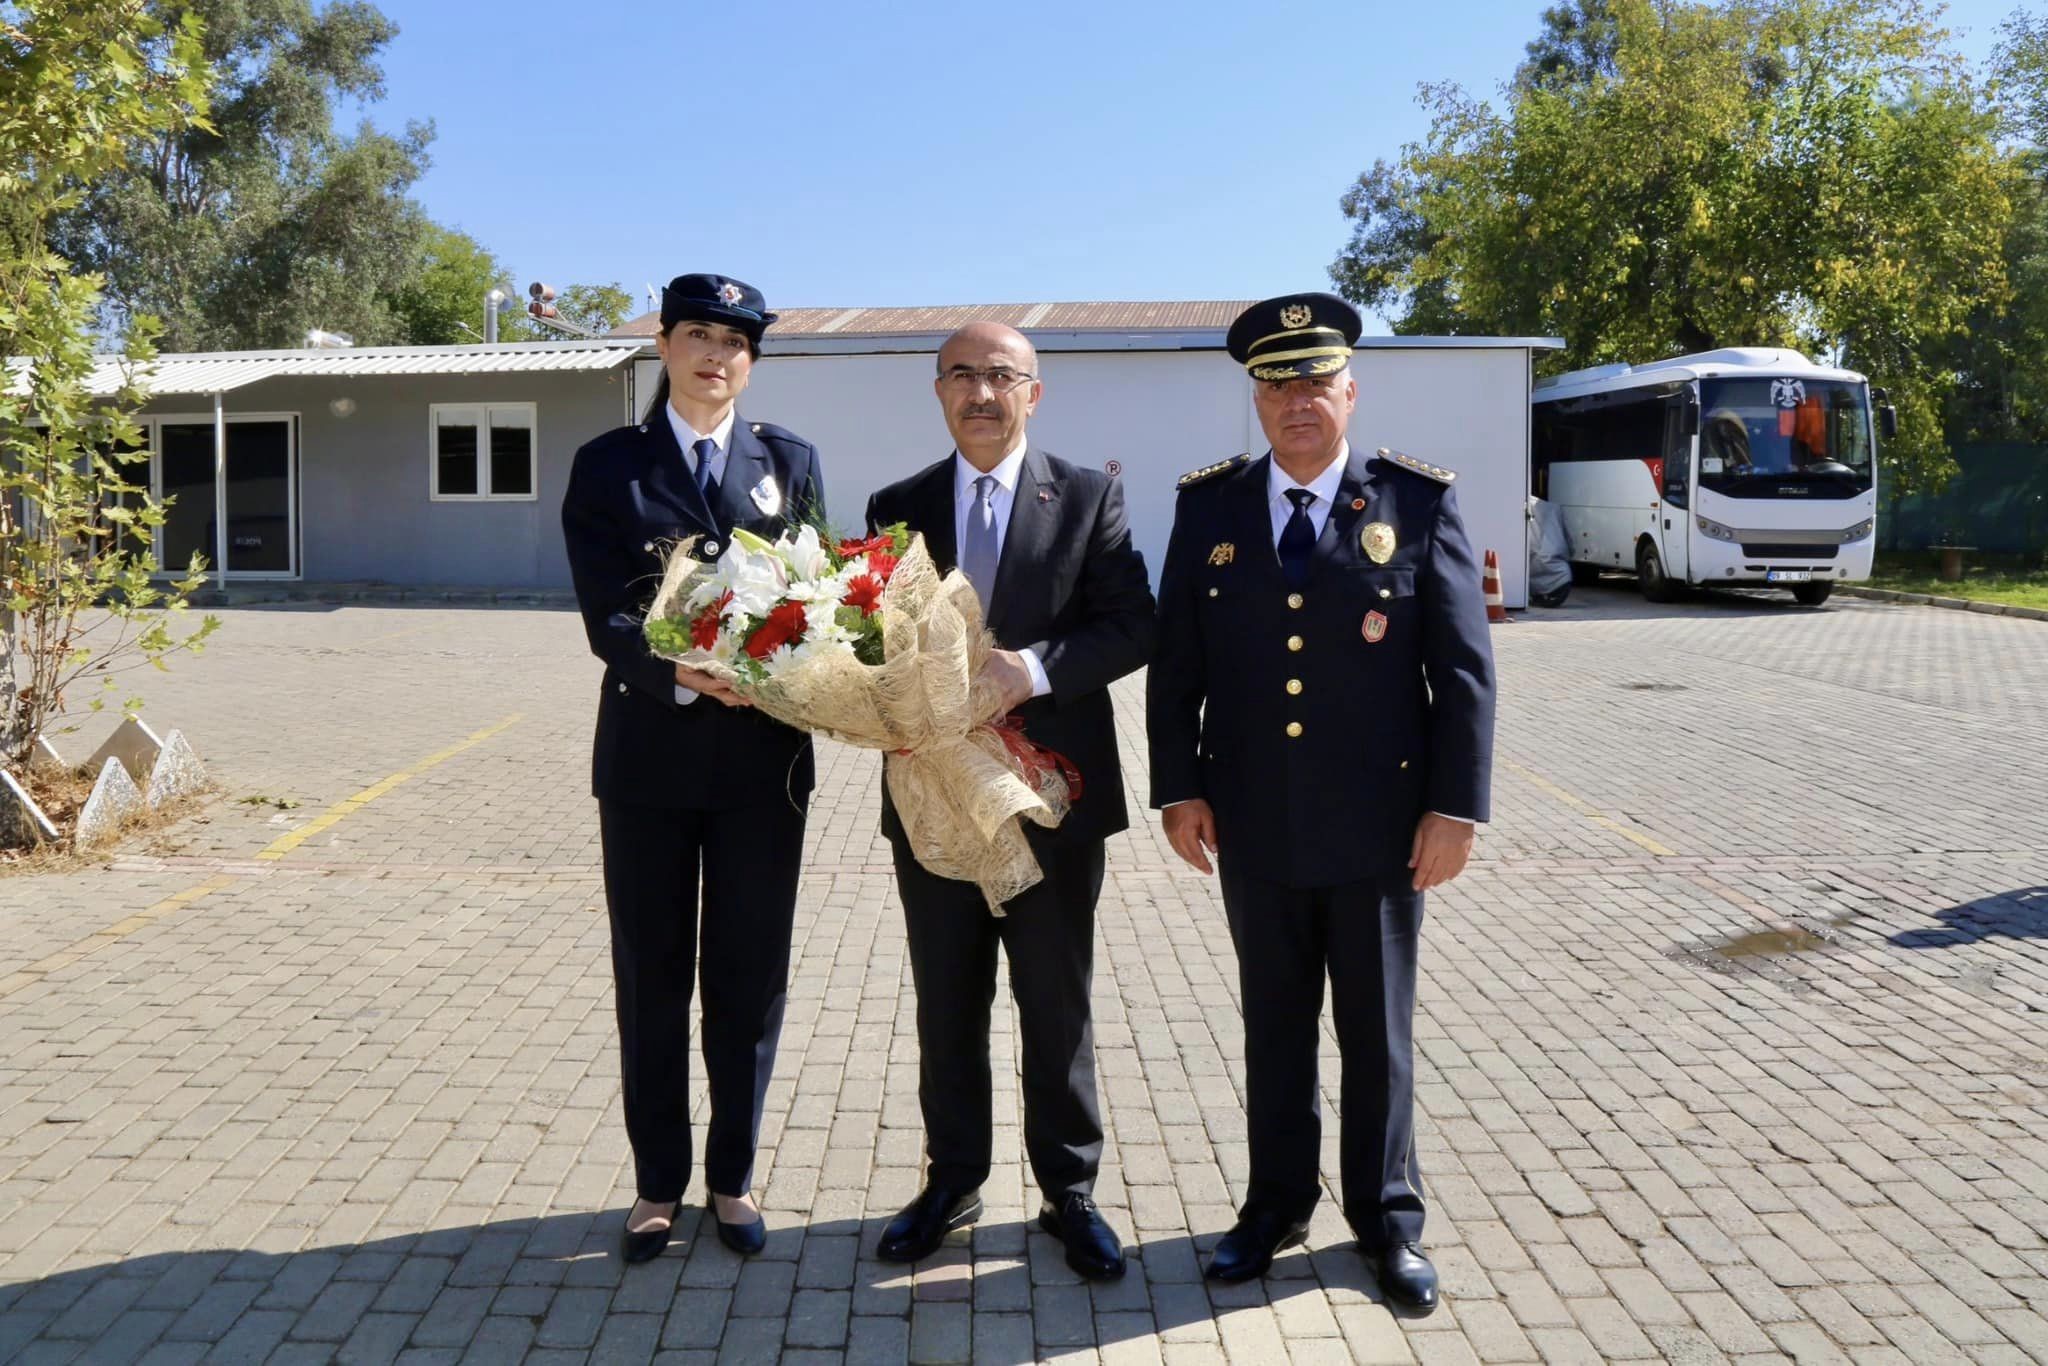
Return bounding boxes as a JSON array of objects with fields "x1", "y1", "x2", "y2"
[{"x1": 1766, "y1": 570, "x2": 1812, "y2": 583}]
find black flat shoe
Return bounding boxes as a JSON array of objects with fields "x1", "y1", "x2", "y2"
[
  {"x1": 708, "y1": 1195, "x2": 766, "y2": 1256},
  {"x1": 876, "y1": 1183, "x2": 983, "y2": 1264},
  {"x1": 620, "y1": 1199, "x2": 681, "y2": 1264},
  {"x1": 1204, "y1": 1207, "x2": 1311, "y2": 1282},
  {"x1": 1038, "y1": 1193, "x2": 1125, "y2": 1280},
  {"x1": 1372, "y1": 1241, "x2": 1439, "y2": 1314}
]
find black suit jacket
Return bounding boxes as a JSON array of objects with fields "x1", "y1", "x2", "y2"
[
  {"x1": 1147, "y1": 448, "x2": 1496, "y2": 887},
  {"x1": 562, "y1": 413, "x2": 825, "y2": 809},
  {"x1": 865, "y1": 445, "x2": 1155, "y2": 847}
]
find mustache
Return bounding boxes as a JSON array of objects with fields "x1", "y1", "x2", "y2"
[{"x1": 958, "y1": 403, "x2": 1002, "y2": 419}]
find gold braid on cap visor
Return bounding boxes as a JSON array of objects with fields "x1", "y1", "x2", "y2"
[
  {"x1": 1248, "y1": 353, "x2": 1351, "y2": 380},
  {"x1": 1246, "y1": 324, "x2": 1349, "y2": 353}
]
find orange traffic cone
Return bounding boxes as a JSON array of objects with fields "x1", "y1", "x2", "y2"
[{"x1": 1483, "y1": 549, "x2": 1510, "y2": 623}]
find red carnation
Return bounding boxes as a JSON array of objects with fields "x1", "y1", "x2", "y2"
[
  {"x1": 865, "y1": 551, "x2": 901, "y2": 583},
  {"x1": 842, "y1": 573, "x2": 885, "y2": 616},
  {"x1": 690, "y1": 590, "x2": 733, "y2": 650},
  {"x1": 742, "y1": 601, "x2": 809, "y2": 660}
]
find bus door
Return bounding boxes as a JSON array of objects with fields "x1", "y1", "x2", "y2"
[{"x1": 1657, "y1": 397, "x2": 1696, "y2": 582}]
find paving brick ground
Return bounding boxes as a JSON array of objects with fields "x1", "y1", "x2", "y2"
[{"x1": 1, "y1": 585, "x2": 2045, "y2": 1364}]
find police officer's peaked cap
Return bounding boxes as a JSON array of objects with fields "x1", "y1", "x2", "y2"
[
  {"x1": 660, "y1": 273, "x2": 778, "y2": 340},
  {"x1": 1227, "y1": 292, "x2": 1362, "y2": 381}
]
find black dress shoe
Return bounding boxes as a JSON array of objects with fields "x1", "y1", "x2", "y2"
[
  {"x1": 876, "y1": 1183, "x2": 983, "y2": 1263},
  {"x1": 620, "y1": 1199, "x2": 681, "y2": 1264},
  {"x1": 1373, "y1": 1241, "x2": 1439, "y2": 1313},
  {"x1": 708, "y1": 1195, "x2": 766, "y2": 1256},
  {"x1": 1204, "y1": 1207, "x2": 1311, "y2": 1282},
  {"x1": 1038, "y1": 1193, "x2": 1125, "y2": 1280}
]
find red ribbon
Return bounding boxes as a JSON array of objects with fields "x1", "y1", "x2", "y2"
[{"x1": 988, "y1": 716, "x2": 1084, "y2": 803}]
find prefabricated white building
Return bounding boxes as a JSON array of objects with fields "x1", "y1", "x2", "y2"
[
  {"x1": 625, "y1": 304, "x2": 1561, "y2": 608},
  {"x1": 41, "y1": 305, "x2": 1556, "y2": 604}
]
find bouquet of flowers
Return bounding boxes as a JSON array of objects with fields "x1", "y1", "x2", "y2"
[{"x1": 642, "y1": 523, "x2": 1074, "y2": 913}]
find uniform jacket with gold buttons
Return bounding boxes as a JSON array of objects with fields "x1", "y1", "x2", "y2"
[
  {"x1": 1146, "y1": 447, "x2": 1495, "y2": 887},
  {"x1": 562, "y1": 414, "x2": 824, "y2": 809}
]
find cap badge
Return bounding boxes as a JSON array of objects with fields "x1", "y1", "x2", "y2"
[
  {"x1": 1361, "y1": 521, "x2": 1396, "y2": 564},
  {"x1": 718, "y1": 282, "x2": 743, "y2": 305},
  {"x1": 1279, "y1": 302, "x2": 1313, "y2": 329},
  {"x1": 1208, "y1": 542, "x2": 1236, "y2": 567}
]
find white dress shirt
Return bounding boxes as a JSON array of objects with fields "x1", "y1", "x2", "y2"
[
  {"x1": 669, "y1": 403, "x2": 737, "y2": 705},
  {"x1": 954, "y1": 439, "x2": 1051, "y2": 698}
]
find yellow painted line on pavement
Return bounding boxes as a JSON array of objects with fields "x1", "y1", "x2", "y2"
[
  {"x1": 254, "y1": 714, "x2": 522, "y2": 861},
  {"x1": 0, "y1": 874, "x2": 239, "y2": 1002},
  {"x1": 0, "y1": 716, "x2": 524, "y2": 1005},
  {"x1": 1503, "y1": 759, "x2": 1678, "y2": 857}
]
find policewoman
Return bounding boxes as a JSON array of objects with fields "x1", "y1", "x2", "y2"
[
  {"x1": 1146, "y1": 293, "x2": 1496, "y2": 1311},
  {"x1": 560, "y1": 274, "x2": 824, "y2": 1262}
]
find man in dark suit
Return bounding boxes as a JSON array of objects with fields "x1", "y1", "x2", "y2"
[
  {"x1": 561, "y1": 274, "x2": 824, "y2": 1263},
  {"x1": 864, "y1": 322, "x2": 1154, "y2": 1280},
  {"x1": 1147, "y1": 293, "x2": 1496, "y2": 1312}
]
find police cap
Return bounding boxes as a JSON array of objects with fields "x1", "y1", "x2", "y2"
[{"x1": 1226, "y1": 292, "x2": 1362, "y2": 382}]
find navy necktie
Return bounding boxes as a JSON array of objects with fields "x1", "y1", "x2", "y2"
[
  {"x1": 1279, "y1": 487, "x2": 1317, "y2": 588},
  {"x1": 691, "y1": 437, "x2": 719, "y2": 505}
]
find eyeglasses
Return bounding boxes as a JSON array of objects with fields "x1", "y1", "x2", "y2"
[{"x1": 939, "y1": 366, "x2": 1037, "y2": 393}]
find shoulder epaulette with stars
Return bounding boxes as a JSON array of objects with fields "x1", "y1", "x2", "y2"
[
  {"x1": 1375, "y1": 446, "x2": 1457, "y2": 484},
  {"x1": 1177, "y1": 453, "x2": 1251, "y2": 489}
]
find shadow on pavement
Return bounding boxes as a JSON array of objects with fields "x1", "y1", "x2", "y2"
[{"x1": 1890, "y1": 886, "x2": 2048, "y2": 949}]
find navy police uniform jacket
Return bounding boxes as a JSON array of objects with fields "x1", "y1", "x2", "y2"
[
  {"x1": 562, "y1": 414, "x2": 824, "y2": 809},
  {"x1": 1147, "y1": 447, "x2": 1496, "y2": 888}
]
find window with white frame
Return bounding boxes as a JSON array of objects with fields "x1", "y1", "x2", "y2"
[{"x1": 430, "y1": 403, "x2": 536, "y2": 500}]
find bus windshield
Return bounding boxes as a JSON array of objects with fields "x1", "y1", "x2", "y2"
[{"x1": 1697, "y1": 378, "x2": 1873, "y2": 496}]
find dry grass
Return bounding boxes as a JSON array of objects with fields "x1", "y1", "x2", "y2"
[{"x1": 0, "y1": 762, "x2": 211, "y2": 874}]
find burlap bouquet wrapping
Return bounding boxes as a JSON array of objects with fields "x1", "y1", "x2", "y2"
[{"x1": 645, "y1": 534, "x2": 1070, "y2": 913}]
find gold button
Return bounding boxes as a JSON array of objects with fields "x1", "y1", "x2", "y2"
[
  {"x1": 1286, "y1": 722, "x2": 1303, "y2": 738},
  {"x1": 1287, "y1": 635, "x2": 1303, "y2": 652},
  {"x1": 1286, "y1": 593, "x2": 1304, "y2": 610},
  {"x1": 1379, "y1": 588, "x2": 1392, "y2": 600},
  {"x1": 1400, "y1": 760, "x2": 1410, "y2": 769},
  {"x1": 1208, "y1": 587, "x2": 1219, "y2": 598},
  {"x1": 1286, "y1": 679, "x2": 1303, "y2": 695}
]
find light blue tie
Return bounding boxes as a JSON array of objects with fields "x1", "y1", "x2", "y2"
[
  {"x1": 691, "y1": 437, "x2": 719, "y2": 504},
  {"x1": 960, "y1": 473, "x2": 1000, "y2": 615}
]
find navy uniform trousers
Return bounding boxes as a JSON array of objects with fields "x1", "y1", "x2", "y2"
[
  {"x1": 563, "y1": 412, "x2": 825, "y2": 1203},
  {"x1": 1148, "y1": 447, "x2": 1496, "y2": 1248}
]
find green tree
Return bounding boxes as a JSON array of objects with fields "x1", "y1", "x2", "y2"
[
  {"x1": 49, "y1": 0, "x2": 434, "y2": 351},
  {"x1": 382, "y1": 224, "x2": 513, "y2": 345},
  {"x1": 1333, "y1": 0, "x2": 2013, "y2": 497},
  {"x1": 1, "y1": 0, "x2": 220, "y2": 774}
]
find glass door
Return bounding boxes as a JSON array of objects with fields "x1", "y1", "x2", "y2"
[{"x1": 152, "y1": 416, "x2": 298, "y2": 577}]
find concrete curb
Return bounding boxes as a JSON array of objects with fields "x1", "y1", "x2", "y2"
[{"x1": 1838, "y1": 584, "x2": 2048, "y2": 622}]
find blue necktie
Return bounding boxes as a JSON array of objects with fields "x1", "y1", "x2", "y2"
[
  {"x1": 1279, "y1": 488, "x2": 1317, "y2": 589},
  {"x1": 960, "y1": 473, "x2": 1000, "y2": 615},
  {"x1": 691, "y1": 437, "x2": 719, "y2": 506}
]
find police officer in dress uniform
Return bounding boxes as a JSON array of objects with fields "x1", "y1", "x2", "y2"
[
  {"x1": 1146, "y1": 293, "x2": 1496, "y2": 1312},
  {"x1": 561, "y1": 274, "x2": 825, "y2": 1264}
]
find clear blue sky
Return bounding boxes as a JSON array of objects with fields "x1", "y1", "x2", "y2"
[{"x1": 349, "y1": 0, "x2": 2024, "y2": 330}]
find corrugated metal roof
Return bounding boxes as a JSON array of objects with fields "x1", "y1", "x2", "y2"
[
  {"x1": 6, "y1": 340, "x2": 647, "y2": 399},
  {"x1": 610, "y1": 301, "x2": 1258, "y2": 339}
]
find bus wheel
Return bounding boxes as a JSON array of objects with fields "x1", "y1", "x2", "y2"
[
  {"x1": 1636, "y1": 541, "x2": 1679, "y2": 603},
  {"x1": 1792, "y1": 581, "x2": 1833, "y2": 606},
  {"x1": 1569, "y1": 562, "x2": 1603, "y2": 586}
]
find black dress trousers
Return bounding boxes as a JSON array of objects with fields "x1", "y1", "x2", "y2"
[
  {"x1": 601, "y1": 798, "x2": 805, "y2": 1203},
  {"x1": 1218, "y1": 862, "x2": 1427, "y2": 1249},
  {"x1": 891, "y1": 835, "x2": 1107, "y2": 1201}
]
